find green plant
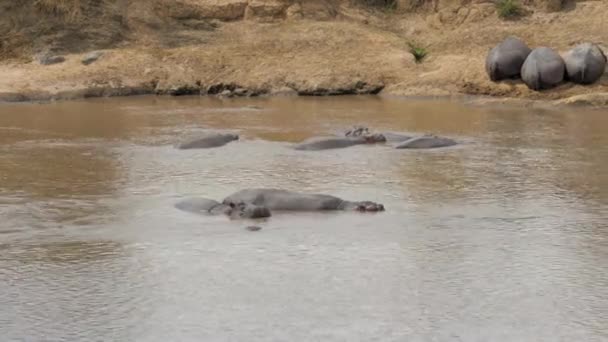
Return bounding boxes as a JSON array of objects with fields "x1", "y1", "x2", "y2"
[
  {"x1": 497, "y1": 0, "x2": 522, "y2": 19},
  {"x1": 408, "y1": 42, "x2": 428, "y2": 63}
]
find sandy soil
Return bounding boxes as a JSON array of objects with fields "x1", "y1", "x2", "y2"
[{"x1": 0, "y1": 0, "x2": 606, "y2": 106}]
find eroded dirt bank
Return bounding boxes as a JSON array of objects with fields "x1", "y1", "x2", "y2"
[{"x1": 0, "y1": 0, "x2": 607, "y2": 106}]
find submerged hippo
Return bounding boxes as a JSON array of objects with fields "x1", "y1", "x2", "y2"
[
  {"x1": 223, "y1": 188, "x2": 385, "y2": 212},
  {"x1": 345, "y1": 126, "x2": 412, "y2": 143},
  {"x1": 562, "y1": 43, "x2": 607, "y2": 85},
  {"x1": 176, "y1": 133, "x2": 238, "y2": 149},
  {"x1": 521, "y1": 47, "x2": 566, "y2": 90},
  {"x1": 345, "y1": 126, "x2": 456, "y2": 148},
  {"x1": 485, "y1": 36, "x2": 532, "y2": 81},
  {"x1": 293, "y1": 134, "x2": 386, "y2": 151},
  {"x1": 175, "y1": 197, "x2": 271, "y2": 219},
  {"x1": 395, "y1": 135, "x2": 457, "y2": 149}
]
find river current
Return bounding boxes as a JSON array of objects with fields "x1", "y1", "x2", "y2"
[{"x1": 1, "y1": 96, "x2": 607, "y2": 341}]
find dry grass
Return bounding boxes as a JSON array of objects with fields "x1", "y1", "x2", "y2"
[{"x1": 33, "y1": 0, "x2": 83, "y2": 21}]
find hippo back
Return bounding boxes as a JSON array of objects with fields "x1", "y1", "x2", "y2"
[
  {"x1": 563, "y1": 43, "x2": 607, "y2": 84},
  {"x1": 223, "y1": 188, "x2": 343, "y2": 211},
  {"x1": 175, "y1": 198, "x2": 224, "y2": 214},
  {"x1": 395, "y1": 135, "x2": 457, "y2": 149},
  {"x1": 293, "y1": 136, "x2": 367, "y2": 151},
  {"x1": 176, "y1": 133, "x2": 238, "y2": 149},
  {"x1": 521, "y1": 47, "x2": 565, "y2": 90},
  {"x1": 485, "y1": 36, "x2": 531, "y2": 81}
]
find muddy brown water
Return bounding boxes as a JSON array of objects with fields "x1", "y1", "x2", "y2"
[{"x1": 1, "y1": 96, "x2": 607, "y2": 341}]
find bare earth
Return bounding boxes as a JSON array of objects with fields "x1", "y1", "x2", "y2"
[{"x1": 0, "y1": 0, "x2": 607, "y2": 106}]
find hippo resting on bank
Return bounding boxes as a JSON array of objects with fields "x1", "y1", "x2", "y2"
[
  {"x1": 223, "y1": 188, "x2": 385, "y2": 212},
  {"x1": 175, "y1": 197, "x2": 271, "y2": 219},
  {"x1": 345, "y1": 126, "x2": 457, "y2": 149},
  {"x1": 562, "y1": 43, "x2": 607, "y2": 85},
  {"x1": 485, "y1": 36, "x2": 532, "y2": 81},
  {"x1": 521, "y1": 47, "x2": 566, "y2": 90},
  {"x1": 175, "y1": 132, "x2": 238, "y2": 149},
  {"x1": 293, "y1": 134, "x2": 386, "y2": 151}
]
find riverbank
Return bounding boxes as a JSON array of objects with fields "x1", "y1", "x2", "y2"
[{"x1": 1, "y1": 1, "x2": 607, "y2": 106}]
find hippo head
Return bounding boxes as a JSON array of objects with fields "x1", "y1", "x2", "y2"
[
  {"x1": 341, "y1": 201, "x2": 385, "y2": 212},
  {"x1": 345, "y1": 126, "x2": 386, "y2": 144},
  {"x1": 362, "y1": 133, "x2": 386, "y2": 144},
  {"x1": 227, "y1": 201, "x2": 271, "y2": 219}
]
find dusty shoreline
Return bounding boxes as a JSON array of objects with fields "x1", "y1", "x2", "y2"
[{"x1": 1, "y1": 1, "x2": 607, "y2": 107}]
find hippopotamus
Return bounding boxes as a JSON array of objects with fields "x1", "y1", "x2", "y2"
[
  {"x1": 521, "y1": 47, "x2": 566, "y2": 90},
  {"x1": 175, "y1": 133, "x2": 238, "y2": 149},
  {"x1": 222, "y1": 188, "x2": 385, "y2": 212},
  {"x1": 344, "y1": 126, "x2": 456, "y2": 148},
  {"x1": 293, "y1": 134, "x2": 386, "y2": 151},
  {"x1": 175, "y1": 197, "x2": 271, "y2": 219},
  {"x1": 394, "y1": 135, "x2": 457, "y2": 149},
  {"x1": 562, "y1": 43, "x2": 607, "y2": 85},
  {"x1": 345, "y1": 126, "x2": 412, "y2": 143},
  {"x1": 485, "y1": 36, "x2": 532, "y2": 81}
]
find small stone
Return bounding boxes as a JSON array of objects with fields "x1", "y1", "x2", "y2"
[
  {"x1": 219, "y1": 89, "x2": 233, "y2": 97},
  {"x1": 82, "y1": 51, "x2": 104, "y2": 65},
  {"x1": 234, "y1": 88, "x2": 248, "y2": 96},
  {"x1": 246, "y1": 226, "x2": 262, "y2": 232},
  {"x1": 36, "y1": 53, "x2": 65, "y2": 65}
]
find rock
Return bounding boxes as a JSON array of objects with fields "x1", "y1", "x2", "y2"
[
  {"x1": 270, "y1": 86, "x2": 298, "y2": 96},
  {"x1": 155, "y1": 81, "x2": 200, "y2": 96},
  {"x1": 286, "y1": 3, "x2": 303, "y2": 19},
  {"x1": 220, "y1": 89, "x2": 233, "y2": 97},
  {"x1": 166, "y1": 0, "x2": 249, "y2": 20},
  {"x1": 82, "y1": 51, "x2": 104, "y2": 65},
  {"x1": 245, "y1": 0, "x2": 290, "y2": 21},
  {"x1": 35, "y1": 53, "x2": 65, "y2": 65},
  {"x1": 299, "y1": 1, "x2": 338, "y2": 20},
  {"x1": 207, "y1": 83, "x2": 237, "y2": 95},
  {"x1": 234, "y1": 88, "x2": 248, "y2": 96},
  {"x1": 245, "y1": 225, "x2": 262, "y2": 231},
  {"x1": 296, "y1": 81, "x2": 384, "y2": 96},
  {"x1": 555, "y1": 93, "x2": 608, "y2": 106}
]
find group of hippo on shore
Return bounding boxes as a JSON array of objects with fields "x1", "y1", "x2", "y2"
[
  {"x1": 486, "y1": 37, "x2": 606, "y2": 90},
  {"x1": 174, "y1": 126, "x2": 458, "y2": 225}
]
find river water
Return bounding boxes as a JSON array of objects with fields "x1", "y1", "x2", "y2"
[{"x1": 0, "y1": 96, "x2": 607, "y2": 341}]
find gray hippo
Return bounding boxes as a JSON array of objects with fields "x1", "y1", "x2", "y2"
[
  {"x1": 485, "y1": 36, "x2": 532, "y2": 81},
  {"x1": 223, "y1": 188, "x2": 385, "y2": 212},
  {"x1": 175, "y1": 197, "x2": 271, "y2": 219},
  {"x1": 562, "y1": 43, "x2": 607, "y2": 85},
  {"x1": 345, "y1": 126, "x2": 456, "y2": 148},
  {"x1": 395, "y1": 135, "x2": 457, "y2": 149},
  {"x1": 176, "y1": 133, "x2": 238, "y2": 149},
  {"x1": 293, "y1": 134, "x2": 386, "y2": 151},
  {"x1": 345, "y1": 126, "x2": 412, "y2": 143},
  {"x1": 521, "y1": 47, "x2": 566, "y2": 90}
]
